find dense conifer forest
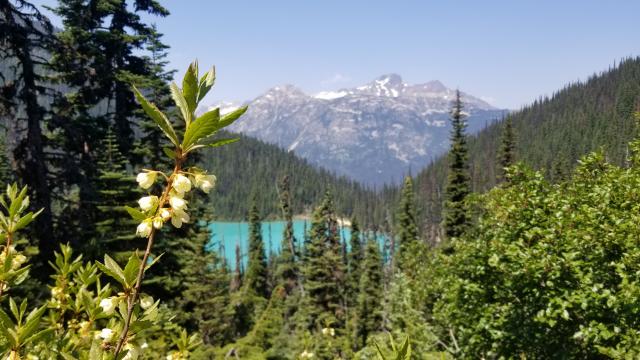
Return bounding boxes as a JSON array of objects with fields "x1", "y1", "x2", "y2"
[
  {"x1": 1, "y1": 1, "x2": 640, "y2": 359},
  {"x1": 398, "y1": 58, "x2": 640, "y2": 243}
]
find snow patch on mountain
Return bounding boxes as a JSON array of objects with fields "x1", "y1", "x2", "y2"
[{"x1": 211, "y1": 74, "x2": 506, "y2": 186}]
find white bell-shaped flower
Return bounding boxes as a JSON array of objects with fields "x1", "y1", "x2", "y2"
[
  {"x1": 99, "y1": 297, "x2": 118, "y2": 315},
  {"x1": 136, "y1": 220, "x2": 153, "y2": 238},
  {"x1": 152, "y1": 217, "x2": 164, "y2": 229},
  {"x1": 140, "y1": 295, "x2": 154, "y2": 310},
  {"x1": 136, "y1": 171, "x2": 157, "y2": 189},
  {"x1": 169, "y1": 195, "x2": 187, "y2": 211},
  {"x1": 170, "y1": 209, "x2": 190, "y2": 228},
  {"x1": 160, "y1": 208, "x2": 171, "y2": 221},
  {"x1": 138, "y1": 195, "x2": 158, "y2": 212},
  {"x1": 99, "y1": 328, "x2": 114, "y2": 341},
  {"x1": 173, "y1": 174, "x2": 191, "y2": 194},
  {"x1": 195, "y1": 174, "x2": 216, "y2": 193}
]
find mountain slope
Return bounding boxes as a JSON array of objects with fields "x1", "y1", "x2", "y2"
[
  {"x1": 202, "y1": 132, "x2": 388, "y2": 226},
  {"x1": 216, "y1": 75, "x2": 505, "y2": 186},
  {"x1": 399, "y1": 57, "x2": 640, "y2": 240}
]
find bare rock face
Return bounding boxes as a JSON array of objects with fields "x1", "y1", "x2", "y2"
[{"x1": 210, "y1": 75, "x2": 505, "y2": 186}]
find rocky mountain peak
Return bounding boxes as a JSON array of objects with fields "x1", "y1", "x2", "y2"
[{"x1": 218, "y1": 74, "x2": 505, "y2": 185}]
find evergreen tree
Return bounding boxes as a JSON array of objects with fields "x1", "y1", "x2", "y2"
[
  {"x1": 48, "y1": 0, "x2": 169, "y2": 247},
  {"x1": 245, "y1": 197, "x2": 268, "y2": 298},
  {"x1": 497, "y1": 116, "x2": 516, "y2": 182},
  {"x1": 443, "y1": 90, "x2": 470, "y2": 240},
  {"x1": 92, "y1": 128, "x2": 140, "y2": 262},
  {"x1": 230, "y1": 241, "x2": 243, "y2": 292},
  {"x1": 345, "y1": 217, "x2": 363, "y2": 306},
  {"x1": 0, "y1": 0, "x2": 55, "y2": 263},
  {"x1": 354, "y1": 235, "x2": 383, "y2": 349},
  {"x1": 178, "y1": 220, "x2": 232, "y2": 346},
  {"x1": 395, "y1": 177, "x2": 418, "y2": 270},
  {"x1": 300, "y1": 191, "x2": 346, "y2": 331},
  {"x1": 134, "y1": 23, "x2": 175, "y2": 167},
  {"x1": 0, "y1": 130, "x2": 13, "y2": 184},
  {"x1": 275, "y1": 175, "x2": 298, "y2": 292}
]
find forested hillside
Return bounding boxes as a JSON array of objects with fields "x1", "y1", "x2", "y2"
[
  {"x1": 402, "y1": 57, "x2": 640, "y2": 239},
  {"x1": 202, "y1": 132, "x2": 387, "y2": 226}
]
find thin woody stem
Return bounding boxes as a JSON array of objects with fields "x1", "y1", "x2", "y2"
[{"x1": 114, "y1": 154, "x2": 184, "y2": 357}]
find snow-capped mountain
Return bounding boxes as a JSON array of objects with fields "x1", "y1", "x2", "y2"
[{"x1": 210, "y1": 74, "x2": 505, "y2": 186}]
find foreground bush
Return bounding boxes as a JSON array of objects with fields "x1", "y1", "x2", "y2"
[
  {"x1": 432, "y1": 143, "x2": 640, "y2": 357},
  {"x1": 0, "y1": 61, "x2": 246, "y2": 359}
]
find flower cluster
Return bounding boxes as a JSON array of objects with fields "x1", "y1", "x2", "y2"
[
  {"x1": 135, "y1": 169, "x2": 216, "y2": 237},
  {"x1": 0, "y1": 246, "x2": 26, "y2": 271},
  {"x1": 300, "y1": 349, "x2": 315, "y2": 359},
  {"x1": 321, "y1": 327, "x2": 335, "y2": 337}
]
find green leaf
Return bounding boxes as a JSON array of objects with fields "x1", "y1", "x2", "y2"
[
  {"x1": 133, "y1": 86, "x2": 179, "y2": 146},
  {"x1": 8, "y1": 186, "x2": 28, "y2": 218},
  {"x1": 170, "y1": 82, "x2": 192, "y2": 126},
  {"x1": 397, "y1": 337, "x2": 411, "y2": 360},
  {"x1": 197, "y1": 66, "x2": 216, "y2": 102},
  {"x1": 144, "y1": 253, "x2": 164, "y2": 271},
  {"x1": 123, "y1": 253, "x2": 142, "y2": 287},
  {"x1": 182, "y1": 61, "x2": 199, "y2": 114},
  {"x1": 189, "y1": 137, "x2": 240, "y2": 152},
  {"x1": 218, "y1": 106, "x2": 248, "y2": 128},
  {"x1": 89, "y1": 337, "x2": 104, "y2": 360},
  {"x1": 163, "y1": 147, "x2": 176, "y2": 159},
  {"x1": 14, "y1": 209, "x2": 43, "y2": 232},
  {"x1": 12, "y1": 266, "x2": 31, "y2": 286},
  {"x1": 182, "y1": 108, "x2": 220, "y2": 149},
  {"x1": 9, "y1": 298, "x2": 19, "y2": 322},
  {"x1": 374, "y1": 341, "x2": 387, "y2": 360},
  {"x1": 98, "y1": 255, "x2": 126, "y2": 286},
  {"x1": 124, "y1": 206, "x2": 146, "y2": 221},
  {"x1": 0, "y1": 309, "x2": 16, "y2": 347},
  {"x1": 23, "y1": 328, "x2": 53, "y2": 347},
  {"x1": 20, "y1": 305, "x2": 47, "y2": 340},
  {"x1": 202, "y1": 137, "x2": 240, "y2": 148}
]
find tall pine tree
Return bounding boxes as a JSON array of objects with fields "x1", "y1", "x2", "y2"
[
  {"x1": 92, "y1": 128, "x2": 140, "y2": 262},
  {"x1": 275, "y1": 175, "x2": 298, "y2": 292},
  {"x1": 443, "y1": 90, "x2": 470, "y2": 240},
  {"x1": 346, "y1": 217, "x2": 363, "y2": 306},
  {"x1": 0, "y1": 0, "x2": 55, "y2": 263},
  {"x1": 245, "y1": 197, "x2": 269, "y2": 298},
  {"x1": 300, "y1": 191, "x2": 346, "y2": 331},
  {"x1": 354, "y1": 234, "x2": 383, "y2": 349},
  {"x1": 177, "y1": 216, "x2": 232, "y2": 346},
  {"x1": 395, "y1": 176, "x2": 418, "y2": 270},
  {"x1": 497, "y1": 116, "x2": 516, "y2": 183},
  {"x1": 48, "y1": 0, "x2": 169, "y2": 247}
]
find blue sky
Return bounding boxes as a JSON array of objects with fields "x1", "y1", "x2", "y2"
[{"x1": 35, "y1": 0, "x2": 640, "y2": 109}]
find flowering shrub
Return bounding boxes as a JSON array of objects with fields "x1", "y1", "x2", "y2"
[{"x1": 0, "y1": 61, "x2": 246, "y2": 359}]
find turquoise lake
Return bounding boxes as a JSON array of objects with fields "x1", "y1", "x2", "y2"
[{"x1": 208, "y1": 220, "x2": 376, "y2": 267}]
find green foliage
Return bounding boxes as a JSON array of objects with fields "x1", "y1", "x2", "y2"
[
  {"x1": 496, "y1": 116, "x2": 516, "y2": 183},
  {"x1": 353, "y1": 235, "x2": 383, "y2": 349},
  {"x1": 429, "y1": 147, "x2": 640, "y2": 357},
  {"x1": 245, "y1": 198, "x2": 269, "y2": 298},
  {"x1": 443, "y1": 90, "x2": 470, "y2": 240},
  {"x1": 200, "y1": 132, "x2": 387, "y2": 225},
  {"x1": 92, "y1": 128, "x2": 141, "y2": 262},
  {"x1": 301, "y1": 192, "x2": 346, "y2": 333},
  {"x1": 395, "y1": 177, "x2": 418, "y2": 271},
  {"x1": 374, "y1": 334, "x2": 411, "y2": 360},
  {"x1": 345, "y1": 217, "x2": 363, "y2": 309},
  {"x1": 403, "y1": 57, "x2": 640, "y2": 243}
]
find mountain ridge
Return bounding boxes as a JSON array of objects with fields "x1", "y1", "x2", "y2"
[{"x1": 205, "y1": 74, "x2": 506, "y2": 186}]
